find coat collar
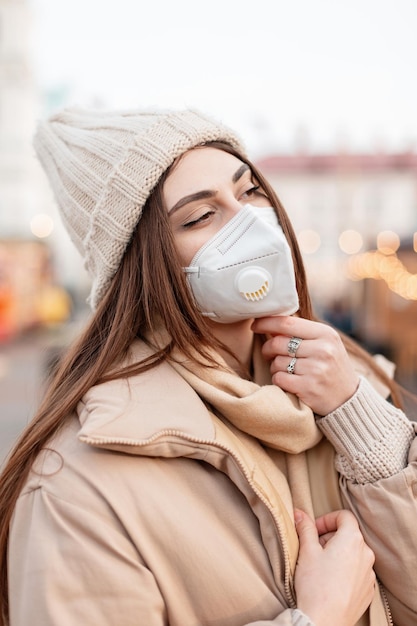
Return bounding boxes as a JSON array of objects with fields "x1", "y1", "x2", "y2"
[{"x1": 77, "y1": 340, "x2": 216, "y2": 448}]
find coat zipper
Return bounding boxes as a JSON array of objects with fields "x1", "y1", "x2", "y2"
[
  {"x1": 378, "y1": 581, "x2": 393, "y2": 626},
  {"x1": 81, "y1": 429, "x2": 297, "y2": 609}
]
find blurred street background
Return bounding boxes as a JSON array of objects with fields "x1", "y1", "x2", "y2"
[{"x1": 1, "y1": 0, "x2": 417, "y2": 466}]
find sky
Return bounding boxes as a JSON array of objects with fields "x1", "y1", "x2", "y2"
[{"x1": 29, "y1": 0, "x2": 417, "y2": 156}]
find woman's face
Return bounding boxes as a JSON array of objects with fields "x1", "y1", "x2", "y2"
[{"x1": 163, "y1": 147, "x2": 271, "y2": 266}]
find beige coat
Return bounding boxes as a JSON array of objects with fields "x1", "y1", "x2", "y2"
[{"x1": 8, "y1": 341, "x2": 417, "y2": 626}]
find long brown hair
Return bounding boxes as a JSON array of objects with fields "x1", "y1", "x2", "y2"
[{"x1": 0, "y1": 141, "x2": 405, "y2": 624}]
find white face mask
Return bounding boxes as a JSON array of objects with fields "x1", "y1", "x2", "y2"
[{"x1": 183, "y1": 204, "x2": 299, "y2": 323}]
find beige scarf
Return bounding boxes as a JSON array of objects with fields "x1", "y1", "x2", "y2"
[{"x1": 168, "y1": 337, "x2": 322, "y2": 455}]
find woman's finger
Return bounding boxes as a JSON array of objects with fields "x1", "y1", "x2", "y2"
[{"x1": 251, "y1": 315, "x2": 331, "y2": 340}]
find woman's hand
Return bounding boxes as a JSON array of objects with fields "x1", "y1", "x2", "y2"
[
  {"x1": 294, "y1": 509, "x2": 376, "y2": 626},
  {"x1": 251, "y1": 316, "x2": 359, "y2": 415}
]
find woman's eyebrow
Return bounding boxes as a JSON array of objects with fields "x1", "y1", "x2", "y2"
[
  {"x1": 168, "y1": 190, "x2": 214, "y2": 215},
  {"x1": 232, "y1": 163, "x2": 250, "y2": 183},
  {"x1": 168, "y1": 163, "x2": 251, "y2": 215}
]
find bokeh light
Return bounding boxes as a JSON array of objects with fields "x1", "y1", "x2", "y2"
[
  {"x1": 376, "y1": 230, "x2": 400, "y2": 255},
  {"x1": 30, "y1": 214, "x2": 54, "y2": 239},
  {"x1": 338, "y1": 229, "x2": 363, "y2": 255},
  {"x1": 297, "y1": 229, "x2": 321, "y2": 254},
  {"x1": 347, "y1": 251, "x2": 417, "y2": 300}
]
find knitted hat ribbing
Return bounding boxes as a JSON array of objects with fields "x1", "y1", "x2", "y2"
[{"x1": 34, "y1": 107, "x2": 245, "y2": 309}]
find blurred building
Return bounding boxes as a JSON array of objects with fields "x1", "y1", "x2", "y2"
[
  {"x1": 0, "y1": 0, "x2": 88, "y2": 340},
  {"x1": 256, "y1": 151, "x2": 417, "y2": 384},
  {"x1": 0, "y1": 0, "x2": 39, "y2": 237}
]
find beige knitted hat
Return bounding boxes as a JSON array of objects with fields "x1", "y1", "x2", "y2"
[{"x1": 34, "y1": 107, "x2": 245, "y2": 309}]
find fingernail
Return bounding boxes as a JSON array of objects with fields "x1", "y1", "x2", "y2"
[{"x1": 294, "y1": 509, "x2": 304, "y2": 524}]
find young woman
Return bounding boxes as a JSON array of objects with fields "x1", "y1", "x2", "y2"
[{"x1": 0, "y1": 108, "x2": 416, "y2": 626}]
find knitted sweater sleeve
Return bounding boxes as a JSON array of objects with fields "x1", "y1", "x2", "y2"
[
  {"x1": 316, "y1": 375, "x2": 415, "y2": 484},
  {"x1": 316, "y1": 376, "x2": 417, "y2": 625}
]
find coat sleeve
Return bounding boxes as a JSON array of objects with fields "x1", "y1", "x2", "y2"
[
  {"x1": 8, "y1": 488, "x2": 167, "y2": 626},
  {"x1": 317, "y1": 376, "x2": 417, "y2": 626}
]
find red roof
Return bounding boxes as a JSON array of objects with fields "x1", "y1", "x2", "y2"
[{"x1": 255, "y1": 152, "x2": 417, "y2": 174}]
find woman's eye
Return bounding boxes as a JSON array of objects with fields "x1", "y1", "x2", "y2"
[
  {"x1": 242, "y1": 185, "x2": 261, "y2": 198},
  {"x1": 183, "y1": 210, "x2": 215, "y2": 229}
]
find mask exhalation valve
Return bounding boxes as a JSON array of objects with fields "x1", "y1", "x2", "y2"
[{"x1": 235, "y1": 267, "x2": 272, "y2": 302}]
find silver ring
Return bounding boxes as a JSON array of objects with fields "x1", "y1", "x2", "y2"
[
  {"x1": 287, "y1": 357, "x2": 297, "y2": 375},
  {"x1": 288, "y1": 337, "x2": 302, "y2": 356}
]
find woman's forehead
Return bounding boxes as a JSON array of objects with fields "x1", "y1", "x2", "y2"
[{"x1": 163, "y1": 146, "x2": 247, "y2": 207}]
